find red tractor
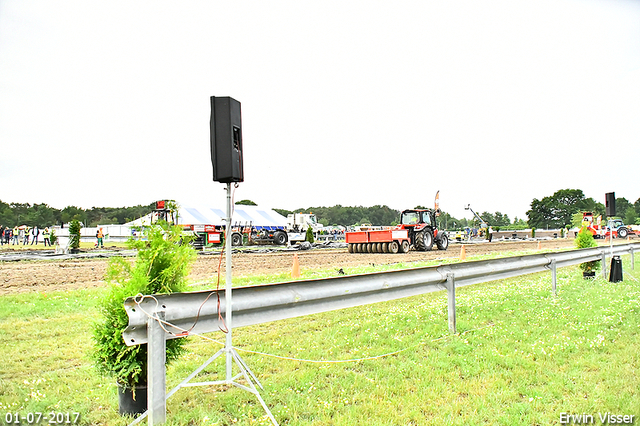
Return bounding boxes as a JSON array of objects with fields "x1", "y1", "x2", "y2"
[{"x1": 346, "y1": 208, "x2": 449, "y2": 253}]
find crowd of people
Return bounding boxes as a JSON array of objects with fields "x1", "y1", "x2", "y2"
[{"x1": 0, "y1": 225, "x2": 53, "y2": 246}]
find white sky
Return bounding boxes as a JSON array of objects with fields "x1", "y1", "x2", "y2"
[{"x1": 1, "y1": 0, "x2": 638, "y2": 221}]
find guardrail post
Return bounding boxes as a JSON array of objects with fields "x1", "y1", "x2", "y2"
[
  {"x1": 446, "y1": 273, "x2": 456, "y2": 334},
  {"x1": 601, "y1": 251, "x2": 607, "y2": 279},
  {"x1": 550, "y1": 259, "x2": 557, "y2": 296},
  {"x1": 631, "y1": 247, "x2": 635, "y2": 270},
  {"x1": 148, "y1": 311, "x2": 166, "y2": 425}
]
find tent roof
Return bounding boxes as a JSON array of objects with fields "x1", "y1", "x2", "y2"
[{"x1": 126, "y1": 204, "x2": 287, "y2": 230}]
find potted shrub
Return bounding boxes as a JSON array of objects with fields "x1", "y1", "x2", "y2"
[
  {"x1": 575, "y1": 225, "x2": 599, "y2": 278},
  {"x1": 68, "y1": 219, "x2": 82, "y2": 253},
  {"x1": 93, "y1": 221, "x2": 196, "y2": 415},
  {"x1": 306, "y1": 226, "x2": 315, "y2": 243}
]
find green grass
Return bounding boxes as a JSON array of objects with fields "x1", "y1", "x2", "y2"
[{"x1": 1, "y1": 253, "x2": 639, "y2": 425}]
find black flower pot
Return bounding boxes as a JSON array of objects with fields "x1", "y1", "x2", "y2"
[{"x1": 118, "y1": 384, "x2": 147, "y2": 416}]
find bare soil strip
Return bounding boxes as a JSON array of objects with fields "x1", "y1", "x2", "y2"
[{"x1": 0, "y1": 239, "x2": 588, "y2": 295}]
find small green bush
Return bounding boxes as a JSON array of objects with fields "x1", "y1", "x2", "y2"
[
  {"x1": 306, "y1": 226, "x2": 315, "y2": 243},
  {"x1": 575, "y1": 226, "x2": 599, "y2": 273},
  {"x1": 68, "y1": 219, "x2": 81, "y2": 250},
  {"x1": 93, "y1": 220, "x2": 196, "y2": 388},
  {"x1": 531, "y1": 227, "x2": 536, "y2": 238}
]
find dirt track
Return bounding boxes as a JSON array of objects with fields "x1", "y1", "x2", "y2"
[{"x1": 0, "y1": 239, "x2": 592, "y2": 295}]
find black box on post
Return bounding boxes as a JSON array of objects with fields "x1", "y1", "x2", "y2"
[
  {"x1": 605, "y1": 192, "x2": 616, "y2": 217},
  {"x1": 210, "y1": 96, "x2": 244, "y2": 183}
]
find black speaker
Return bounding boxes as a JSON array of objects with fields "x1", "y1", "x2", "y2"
[
  {"x1": 210, "y1": 96, "x2": 244, "y2": 183},
  {"x1": 605, "y1": 192, "x2": 616, "y2": 217}
]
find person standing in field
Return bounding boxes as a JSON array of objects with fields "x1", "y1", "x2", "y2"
[
  {"x1": 5, "y1": 227, "x2": 11, "y2": 245},
  {"x1": 12, "y1": 226, "x2": 19, "y2": 245},
  {"x1": 43, "y1": 227, "x2": 51, "y2": 247},
  {"x1": 0, "y1": 226, "x2": 4, "y2": 246},
  {"x1": 31, "y1": 226, "x2": 39, "y2": 245},
  {"x1": 22, "y1": 227, "x2": 29, "y2": 245},
  {"x1": 96, "y1": 228, "x2": 104, "y2": 248}
]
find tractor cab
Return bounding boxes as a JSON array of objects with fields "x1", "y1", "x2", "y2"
[{"x1": 400, "y1": 209, "x2": 434, "y2": 227}]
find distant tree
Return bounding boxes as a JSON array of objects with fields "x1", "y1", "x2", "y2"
[
  {"x1": 289, "y1": 205, "x2": 400, "y2": 227},
  {"x1": 30, "y1": 203, "x2": 58, "y2": 228},
  {"x1": 494, "y1": 212, "x2": 510, "y2": 227},
  {"x1": 438, "y1": 211, "x2": 455, "y2": 229},
  {"x1": 614, "y1": 197, "x2": 631, "y2": 218},
  {"x1": 273, "y1": 208, "x2": 292, "y2": 217},
  {"x1": 624, "y1": 207, "x2": 637, "y2": 226},
  {"x1": 235, "y1": 199, "x2": 257, "y2": 206},
  {"x1": 527, "y1": 189, "x2": 598, "y2": 229},
  {"x1": 512, "y1": 217, "x2": 528, "y2": 229},
  {"x1": 635, "y1": 198, "x2": 640, "y2": 216},
  {"x1": 571, "y1": 212, "x2": 585, "y2": 229},
  {"x1": 479, "y1": 211, "x2": 494, "y2": 226},
  {"x1": 62, "y1": 206, "x2": 86, "y2": 225}
]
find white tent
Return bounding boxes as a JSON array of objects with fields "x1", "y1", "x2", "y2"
[{"x1": 125, "y1": 204, "x2": 288, "y2": 231}]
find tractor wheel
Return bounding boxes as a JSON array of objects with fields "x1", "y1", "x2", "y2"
[
  {"x1": 231, "y1": 233, "x2": 243, "y2": 246},
  {"x1": 415, "y1": 229, "x2": 434, "y2": 251},
  {"x1": 436, "y1": 233, "x2": 449, "y2": 251},
  {"x1": 348, "y1": 243, "x2": 353, "y2": 253},
  {"x1": 376, "y1": 243, "x2": 383, "y2": 253},
  {"x1": 399, "y1": 240, "x2": 410, "y2": 253},
  {"x1": 618, "y1": 228, "x2": 628, "y2": 238},
  {"x1": 382, "y1": 242, "x2": 389, "y2": 253},
  {"x1": 371, "y1": 243, "x2": 378, "y2": 253},
  {"x1": 389, "y1": 241, "x2": 399, "y2": 254},
  {"x1": 354, "y1": 243, "x2": 361, "y2": 253},
  {"x1": 273, "y1": 231, "x2": 287, "y2": 245},
  {"x1": 367, "y1": 243, "x2": 373, "y2": 253}
]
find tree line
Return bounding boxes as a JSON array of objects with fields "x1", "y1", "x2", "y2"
[
  {"x1": 276, "y1": 189, "x2": 640, "y2": 230},
  {"x1": 2, "y1": 189, "x2": 638, "y2": 231},
  {"x1": 0, "y1": 200, "x2": 155, "y2": 229},
  {"x1": 274, "y1": 205, "x2": 526, "y2": 230}
]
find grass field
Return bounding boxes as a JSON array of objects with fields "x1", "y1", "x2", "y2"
[{"x1": 1, "y1": 252, "x2": 639, "y2": 425}]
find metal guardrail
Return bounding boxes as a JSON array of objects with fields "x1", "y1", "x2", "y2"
[
  {"x1": 123, "y1": 242, "x2": 638, "y2": 425},
  {"x1": 123, "y1": 243, "x2": 639, "y2": 345}
]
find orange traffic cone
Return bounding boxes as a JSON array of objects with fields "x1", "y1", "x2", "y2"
[
  {"x1": 460, "y1": 244, "x2": 466, "y2": 261},
  {"x1": 291, "y1": 254, "x2": 300, "y2": 278},
  {"x1": 537, "y1": 241, "x2": 542, "y2": 250}
]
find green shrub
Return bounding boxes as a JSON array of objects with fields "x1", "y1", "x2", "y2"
[
  {"x1": 68, "y1": 219, "x2": 81, "y2": 250},
  {"x1": 306, "y1": 226, "x2": 315, "y2": 243},
  {"x1": 531, "y1": 227, "x2": 536, "y2": 238},
  {"x1": 575, "y1": 226, "x2": 599, "y2": 273},
  {"x1": 49, "y1": 229, "x2": 57, "y2": 246},
  {"x1": 93, "y1": 220, "x2": 196, "y2": 388}
]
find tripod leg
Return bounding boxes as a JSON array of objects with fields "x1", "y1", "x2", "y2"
[
  {"x1": 231, "y1": 349, "x2": 263, "y2": 390},
  {"x1": 230, "y1": 351, "x2": 278, "y2": 425}
]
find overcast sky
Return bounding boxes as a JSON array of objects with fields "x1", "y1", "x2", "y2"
[{"x1": 1, "y1": 0, "x2": 638, "y2": 221}]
